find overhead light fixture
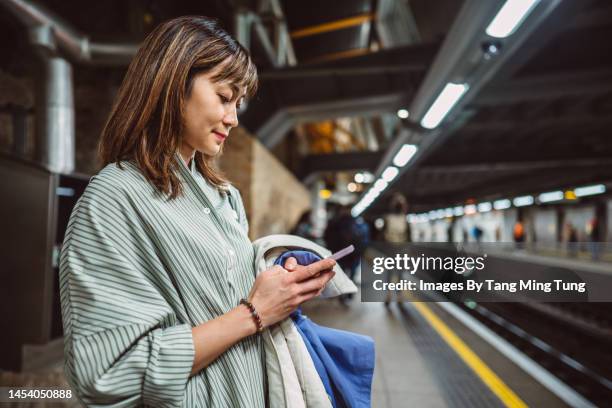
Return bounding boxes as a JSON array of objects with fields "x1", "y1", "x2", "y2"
[
  {"x1": 513, "y1": 195, "x2": 534, "y2": 207},
  {"x1": 494, "y1": 199, "x2": 512, "y2": 210},
  {"x1": 347, "y1": 182, "x2": 357, "y2": 192},
  {"x1": 421, "y1": 83, "x2": 469, "y2": 129},
  {"x1": 564, "y1": 190, "x2": 577, "y2": 200},
  {"x1": 453, "y1": 206, "x2": 464, "y2": 216},
  {"x1": 362, "y1": 172, "x2": 375, "y2": 183},
  {"x1": 574, "y1": 184, "x2": 606, "y2": 197},
  {"x1": 397, "y1": 109, "x2": 409, "y2": 119},
  {"x1": 393, "y1": 144, "x2": 418, "y2": 167},
  {"x1": 538, "y1": 190, "x2": 564, "y2": 203},
  {"x1": 373, "y1": 179, "x2": 388, "y2": 192},
  {"x1": 354, "y1": 173, "x2": 364, "y2": 183},
  {"x1": 464, "y1": 204, "x2": 477, "y2": 215},
  {"x1": 486, "y1": 0, "x2": 540, "y2": 38},
  {"x1": 374, "y1": 218, "x2": 385, "y2": 229},
  {"x1": 477, "y1": 202, "x2": 492, "y2": 212},
  {"x1": 319, "y1": 189, "x2": 332, "y2": 199},
  {"x1": 381, "y1": 166, "x2": 399, "y2": 182}
]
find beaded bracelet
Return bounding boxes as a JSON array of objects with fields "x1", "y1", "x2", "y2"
[{"x1": 240, "y1": 298, "x2": 263, "y2": 333}]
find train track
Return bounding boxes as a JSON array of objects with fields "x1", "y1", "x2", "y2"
[{"x1": 462, "y1": 301, "x2": 612, "y2": 407}]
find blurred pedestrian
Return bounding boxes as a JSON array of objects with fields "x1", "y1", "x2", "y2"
[
  {"x1": 587, "y1": 217, "x2": 600, "y2": 260},
  {"x1": 383, "y1": 193, "x2": 410, "y2": 306},
  {"x1": 291, "y1": 210, "x2": 316, "y2": 241},
  {"x1": 324, "y1": 206, "x2": 370, "y2": 303},
  {"x1": 565, "y1": 222, "x2": 578, "y2": 257}
]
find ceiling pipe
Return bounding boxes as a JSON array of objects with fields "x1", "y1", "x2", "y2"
[
  {"x1": 2, "y1": 0, "x2": 139, "y2": 65},
  {"x1": 1, "y1": 0, "x2": 140, "y2": 173}
]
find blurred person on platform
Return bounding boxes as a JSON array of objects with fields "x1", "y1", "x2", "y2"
[
  {"x1": 513, "y1": 219, "x2": 525, "y2": 244},
  {"x1": 587, "y1": 217, "x2": 600, "y2": 260},
  {"x1": 324, "y1": 205, "x2": 370, "y2": 303},
  {"x1": 291, "y1": 209, "x2": 316, "y2": 241},
  {"x1": 383, "y1": 193, "x2": 410, "y2": 306},
  {"x1": 565, "y1": 221, "x2": 579, "y2": 257}
]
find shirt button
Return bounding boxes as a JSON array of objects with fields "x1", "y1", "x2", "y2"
[{"x1": 203, "y1": 208, "x2": 211, "y2": 214}]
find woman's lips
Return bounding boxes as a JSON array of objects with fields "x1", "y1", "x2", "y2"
[{"x1": 213, "y1": 131, "x2": 227, "y2": 141}]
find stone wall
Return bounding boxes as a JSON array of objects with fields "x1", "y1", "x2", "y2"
[{"x1": 221, "y1": 127, "x2": 310, "y2": 239}]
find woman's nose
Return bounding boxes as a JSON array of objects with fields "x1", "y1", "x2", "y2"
[{"x1": 224, "y1": 106, "x2": 239, "y2": 128}]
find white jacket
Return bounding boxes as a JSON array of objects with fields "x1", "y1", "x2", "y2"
[{"x1": 252, "y1": 234, "x2": 357, "y2": 408}]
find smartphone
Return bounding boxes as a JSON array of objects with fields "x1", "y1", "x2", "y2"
[{"x1": 328, "y1": 245, "x2": 355, "y2": 262}]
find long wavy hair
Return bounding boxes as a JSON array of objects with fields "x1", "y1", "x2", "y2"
[{"x1": 99, "y1": 16, "x2": 258, "y2": 198}]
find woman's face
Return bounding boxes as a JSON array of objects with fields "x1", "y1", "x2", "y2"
[{"x1": 181, "y1": 69, "x2": 245, "y2": 159}]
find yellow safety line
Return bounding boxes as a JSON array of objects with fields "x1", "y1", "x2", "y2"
[
  {"x1": 411, "y1": 302, "x2": 528, "y2": 408},
  {"x1": 291, "y1": 13, "x2": 375, "y2": 39}
]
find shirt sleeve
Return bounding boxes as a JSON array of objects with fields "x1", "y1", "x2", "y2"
[{"x1": 59, "y1": 178, "x2": 195, "y2": 407}]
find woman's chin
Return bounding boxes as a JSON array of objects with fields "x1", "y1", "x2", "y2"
[{"x1": 198, "y1": 145, "x2": 221, "y2": 156}]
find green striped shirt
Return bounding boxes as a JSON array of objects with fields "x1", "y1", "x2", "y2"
[{"x1": 59, "y1": 156, "x2": 266, "y2": 407}]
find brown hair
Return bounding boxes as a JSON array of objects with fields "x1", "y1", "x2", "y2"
[{"x1": 99, "y1": 16, "x2": 258, "y2": 198}]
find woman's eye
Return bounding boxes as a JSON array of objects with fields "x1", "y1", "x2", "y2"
[{"x1": 218, "y1": 94, "x2": 230, "y2": 103}]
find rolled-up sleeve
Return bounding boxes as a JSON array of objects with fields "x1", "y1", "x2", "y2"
[{"x1": 59, "y1": 180, "x2": 195, "y2": 407}]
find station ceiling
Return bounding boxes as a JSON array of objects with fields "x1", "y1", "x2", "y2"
[{"x1": 3, "y1": 0, "x2": 611, "y2": 215}]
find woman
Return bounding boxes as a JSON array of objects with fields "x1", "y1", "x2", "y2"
[{"x1": 59, "y1": 16, "x2": 336, "y2": 407}]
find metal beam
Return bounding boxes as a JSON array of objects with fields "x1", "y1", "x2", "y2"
[
  {"x1": 459, "y1": 113, "x2": 612, "y2": 133},
  {"x1": 258, "y1": 93, "x2": 407, "y2": 148},
  {"x1": 299, "y1": 151, "x2": 383, "y2": 178},
  {"x1": 475, "y1": 69, "x2": 612, "y2": 106},
  {"x1": 419, "y1": 158, "x2": 612, "y2": 175},
  {"x1": 290, "y1": 13, "x2": 375, "y2": 39}
]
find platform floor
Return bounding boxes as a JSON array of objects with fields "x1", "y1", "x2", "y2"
[{"x1": 302, "y1": 296, "x2": 570, "y2": 408}]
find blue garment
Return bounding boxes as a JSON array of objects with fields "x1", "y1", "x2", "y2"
[{"x1": 275, "y1": 251, "x2": 375, "y2": 408}]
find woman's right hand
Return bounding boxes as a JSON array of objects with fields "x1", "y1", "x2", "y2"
[{"x1": 247, "y1": 257, "x2": 336, "y2": 328}]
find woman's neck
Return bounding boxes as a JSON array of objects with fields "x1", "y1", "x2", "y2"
[{"x1": 179, "y1": 144, "x2": 196, "y2": 166}]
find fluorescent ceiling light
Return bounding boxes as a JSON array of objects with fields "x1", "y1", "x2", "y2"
[
  {"x1": 486, "y1": 0, "x2": 540, "y2": 38},
  {"x1": 381, "y1": 166, "x2": 399, "y2": 182},
  {"x1": 397, "y1": 109, "x2": 409, "y2": 119},
  {"x1": 477, "y1": 202, "x2": 492, "y2": 212},
  {"x1": 453, "y1": 206, "x2": 464, "y2": 216},
  {"x1": 574, "y1": 184, "x2": 606, "y2": 197},
  {"x1": 362, "y1": 172, "x2": 375, "y2": 183},
  {"x1": 494, "y1": 199, "x2": 511, "y2": 210},
  {"x1": 538, "y1": 191, "x2": 564, "y2": 203},
  {"x1": 464, "y1": 204, "x2": 477, "y2": 215},
  {"x1": 393, "y1": 144, "x2": 418, "y2": 167},
  {"x1": 420, "y1": 83, "x2": 469, "y2": 129},
  {"x1": 56, "y1": 187, "x2": 75, "y2": 197},
  {"x1": 444, "y1": 208, "x2": 454, "y2": 217},
  {"x1": 513, "y1": 195, "x2": 534, "y2": 207},
  {"x1": 374, "y1": 179, "x2": 388, "y2": 191}
]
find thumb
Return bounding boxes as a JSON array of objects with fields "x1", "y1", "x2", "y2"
[{"x1": 284, "y1": 257, "x2": 298, "y2": 271}]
